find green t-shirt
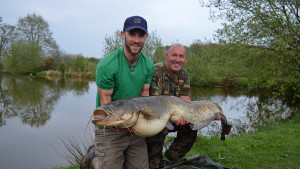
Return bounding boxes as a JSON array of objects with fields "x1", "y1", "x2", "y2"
[{"x1": 96, "y1": 48, "x2": 154, "y2": 107}]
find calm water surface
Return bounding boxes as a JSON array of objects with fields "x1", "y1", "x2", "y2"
[{"x1": 0, "y1": 75, "x2": 297, "y2": 169}]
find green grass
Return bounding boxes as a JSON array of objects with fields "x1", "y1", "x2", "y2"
[
  {"x1": 237, "y1": 77, "x2": 249, "y2": 87},
  {"x1": 184, "y1": 113, "x2": 300, "y2": 169},
  {"x1": 36, "y1": 71, "x2": 48, "y2": 77},
  {"x1": 193, "y1": 76, "x2": 250, "y2": 88}
]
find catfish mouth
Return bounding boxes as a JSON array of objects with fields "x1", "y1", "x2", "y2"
[
  {"x1": 92, "y1": 108, "x2": 117, "y2": 126},
  {"x1": 92, "y1": 108, "x2": 135, "y2": 127},
  {"x1": 93, "y1": 108, "x2": 112, "y2": 120}
]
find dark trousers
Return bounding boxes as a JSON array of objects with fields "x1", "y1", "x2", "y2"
[{"x1": 146, "y1": 124, "x2": 197, "y2": 169}]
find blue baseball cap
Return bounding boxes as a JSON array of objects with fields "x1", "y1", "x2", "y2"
[{"x1": 123, "y1": 16, "x2": 148, "y2": 34}]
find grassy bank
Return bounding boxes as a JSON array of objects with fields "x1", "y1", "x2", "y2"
[
  {"x1": 57, "y1": 113, "x2": 300, "y2": 169},
  {"x1": 184, "y1": 113, "x2": 300, "y2": 168},
  {"x1": 36, "y1": 71, "x2": 96, "y2": 80},
  {"x1": 36, "y1": 71, "x2": 248, "y2": 88}
]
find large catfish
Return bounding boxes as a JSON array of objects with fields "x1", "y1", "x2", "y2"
[{"x1": 92, "y1": 96, "x2": 232, "y2": 140}]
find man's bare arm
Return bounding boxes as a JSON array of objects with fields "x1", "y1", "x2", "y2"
[
  {"x1": 140, "y1": 84, "x2": 150, "y2": 97},
  {"x1": 98, "y1": 86, "x2": 113, "y2": 106}
]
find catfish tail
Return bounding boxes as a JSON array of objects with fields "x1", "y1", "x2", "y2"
[{"x1": 220, "y1": 113, "x2": 232, "y2": 140}]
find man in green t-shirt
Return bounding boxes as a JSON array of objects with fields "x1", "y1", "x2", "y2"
[
  {"x1": 81, "y1": 16, "x2": 154, "y2": 169},
  {"x1": 146, "y1": 44, "x2": 221, "y2": 169}
]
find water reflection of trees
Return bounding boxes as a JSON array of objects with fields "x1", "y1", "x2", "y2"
[
  {"x1": 1, "y1": 79, "x2": 297, "y2": 134},
  {"x1": 191, "y1": 86, "x2": 297, "y2": 137},
  {"x1": 0, "y1": 76, "x2": 16, "y2": 127},
  {"x1": 44, "y1": 76, "x2": 90, "y2": 96},
  {"x1": 0, "y1": 75, "x2": 90, "y2": 127}
]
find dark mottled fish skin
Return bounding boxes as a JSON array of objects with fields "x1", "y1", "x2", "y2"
[{"x1": 92, "y1": 96, "x2": 232, "y2": 139}]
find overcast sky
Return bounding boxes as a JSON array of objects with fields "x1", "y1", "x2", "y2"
[{"x1": 0, "y1": 0, "x2": 221, "y2": 58}]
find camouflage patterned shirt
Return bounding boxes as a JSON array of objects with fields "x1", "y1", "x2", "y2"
[{"x1": 150, "y1": 62, "x2": 190, "y2": 97}]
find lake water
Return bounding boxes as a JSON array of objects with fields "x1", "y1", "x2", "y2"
[{"x1": 0, "y1": 75, "x2": 297, "y2": 169}]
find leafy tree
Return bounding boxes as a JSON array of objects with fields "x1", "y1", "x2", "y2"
[
  {"x1": 58, "y1": 63, "x2": 66, "y2": 77},
  {"x1": 61, "y1": 54, "x2": 75, "y2": 72},
  {"x1": 3, "y1": 40, "x2": 45, "y2": 74},
  {"x1": 102, "y1": 30, "x2": 163, "y2": 59},
  {"x1": 201, "y1": 0, "x2": 300, "y2": 101},
  {"x1": 16, "y1": 13, "x2": 57, "y2": 54},
  {"x1": 87, "y1": 57, "x2": 100, "y2": 64},
  {"x1": 87, "y1": 57, "x2": 100, "y2": 72},
  {"x1": 71, "y1": 54, "x2": 85, "y2": 72},
  {"x1": 142, "y1": 30, "x2": 163, "y2": 60},
  {"x1": 0, "y1": 17, "x2": 16, "y2": 57},
  {"x1": 201, "y1": 1, "x2": 299, "y2": 48},
  {"x1": 185, "y1": 42, "x2": 220, "y2": 86},
  {"x1": 152, "y1": 46, "x2": 167, "y2": 64},
  {"x1": 102, "y1": 30, "x2": 123, "y2": 57},
  {"x1": 45, "y1": 42, "x2": 64, "y2": 70}
]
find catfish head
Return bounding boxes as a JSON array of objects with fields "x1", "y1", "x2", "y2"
[{"x1": 92, "y1": 101, "x2": 140, "y2": 128}]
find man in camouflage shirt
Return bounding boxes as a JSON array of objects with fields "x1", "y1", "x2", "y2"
[{"x1": 146, "y1": 44, "x2": 197, "y2": 169}]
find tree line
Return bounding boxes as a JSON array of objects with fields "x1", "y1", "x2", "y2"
[
  {"x1": 0, "y1": 0, "x2": 299, "y2": 102},
  {"x1": 197, "y1": 0, "x2": 299, "y2": 103},
  {"x1": 0, "y1": 13, "x2": 100, "y2": 75},
  {"x1": 0, "y1": 13, "x2": 163, "y2": 76}
]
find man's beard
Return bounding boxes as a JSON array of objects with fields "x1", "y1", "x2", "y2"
[{"x1": 124, "y1": 37, "x2": 144, "y2": 55}]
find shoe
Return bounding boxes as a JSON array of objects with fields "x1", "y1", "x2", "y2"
[{"x1": 80, "y1": 145, "x2": 96, "y2": 169}]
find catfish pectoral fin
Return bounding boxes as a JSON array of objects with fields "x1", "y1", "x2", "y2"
[
  {"x1": 190, "y1": 120, "x2": 214, "y2": 130},
  {"x1": 138, "y1": 108, "x2": 159, "y2": 120},
  {"x1": 189, "y1": 115, "x2": 216, "y2": 130}
]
